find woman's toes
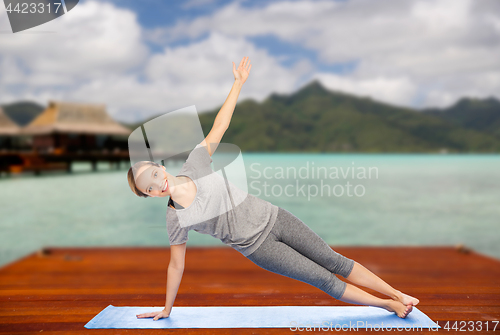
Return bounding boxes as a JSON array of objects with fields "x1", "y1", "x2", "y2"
[
  {"x1": 405, "y1": 303, "x2": 413, "y2": 317},
  {"x1": 388, "y1": 300, "x2": 410, "y2": 319}
]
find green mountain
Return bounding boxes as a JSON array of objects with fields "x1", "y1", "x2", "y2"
[
  {"x1": 197, "y1": 80, "x2": 500, "y2": 153},
  {"x1": 3, "y1": 81, "x2": 500, "y2": 152},
  {"x1": 1, "y1": 101, "x2": 45, "y2": 126},
  {"x1": 423, "y1": 97, "x2": 500, "y2": 139}
]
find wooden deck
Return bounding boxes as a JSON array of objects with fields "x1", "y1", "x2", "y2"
[
  {"x1": 0, "y1": 150, "x2": 133, "y2": 175},
  {"x1": 1, "y1": 246, "x2": 499, "y2": 334}
]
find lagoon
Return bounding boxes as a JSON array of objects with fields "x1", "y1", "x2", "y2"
[{"x1": 1, "y1": 153, "x2": 499, "y2": 268}]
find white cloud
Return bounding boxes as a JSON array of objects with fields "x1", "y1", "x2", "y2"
[
  {"x1": 0, "y1": 1, "x2": 310, "y2": 122},
  {"x1": 0, "y1": 1, "x2": 148, "y2": 81},
  {"x1": 0, "y1": 0, "x2": 148, "y2": 96},
  {"x1": 152, "y1": 0, "x2": 500, "y2": 108},
  {"x1": 1, "y1": 0, "x2": 500, "y2": 123},
  {"x1": 70, "y1": 32, "x2": 312, "y2": 122},
  {"x1": 145, "y1": 31, "x2": 310, "y2": 95},
  {"x1": 314, "y1": 73, "x2": 417, "y2": 107}
]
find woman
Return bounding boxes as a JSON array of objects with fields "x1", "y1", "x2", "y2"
[{"x1": 128, "y1": 57, "x2": 419, "y2": 322}]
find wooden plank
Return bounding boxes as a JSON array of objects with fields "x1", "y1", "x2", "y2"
[{"x1": 0, "y1": 246, "x2": 499, "y2": 334}]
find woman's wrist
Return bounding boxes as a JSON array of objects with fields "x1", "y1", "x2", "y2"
[{"x1": 234, "y1": 78, "x2": 244, "y2": 87}]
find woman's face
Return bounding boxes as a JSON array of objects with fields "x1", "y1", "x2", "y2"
[{"x1": 135, "y1": 164, "x2": 173, "y2": 198}]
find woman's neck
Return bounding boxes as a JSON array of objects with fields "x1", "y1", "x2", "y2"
[{"x1": 169, "y1": 176, "x2": 193, "y2": 208}]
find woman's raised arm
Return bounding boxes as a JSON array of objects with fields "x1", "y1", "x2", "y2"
[{"x1": 200, "y1": 56, "x2": 252, "y2": 156}]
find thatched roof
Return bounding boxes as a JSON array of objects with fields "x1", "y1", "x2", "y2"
[
  {"x1": 0, "y1": 107, "x2": 21, "y2": 135},
  {"x1": 22, "y1": 101, "x2": 131, "y2": 136}
]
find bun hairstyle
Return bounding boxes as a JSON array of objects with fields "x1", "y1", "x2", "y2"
[{"x1": 127, "y1": 161, "x2": 162, "y2": 198}]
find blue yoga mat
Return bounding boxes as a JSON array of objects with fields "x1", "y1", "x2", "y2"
[{"x1": 85, "y1": 305, "x2": 440, "y2": 329}]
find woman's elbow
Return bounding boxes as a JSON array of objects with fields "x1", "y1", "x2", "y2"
[{"x1": 169, "y1": 263, "x2": 184, "y2": 271}]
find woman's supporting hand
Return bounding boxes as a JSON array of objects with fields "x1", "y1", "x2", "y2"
[
  {"x1": 136, "y1": 308, "x2": 170, "y2": 321},
  {"x1": 232, "y1": 56, "x2": 252, "y2": 84}
]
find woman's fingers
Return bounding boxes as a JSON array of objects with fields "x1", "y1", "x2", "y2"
[
  {"x1": 240, "y1": 56, "x2": 249, "y2": 69},
  {"x1": 136, "y1": 311, "x2": 162, "y2": 318},
  {"x1": 136, "y1": 310, "x2": 169, "y2": 321},
  {"x1": 234, "y1": 57, "x2": 251, "y2": 82},
  {"x1": 153, "y1": 310, "x2": 170, "y2": 321}
]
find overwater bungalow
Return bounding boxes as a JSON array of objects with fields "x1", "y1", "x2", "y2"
[
  {"x1": 1, "y1": 101, "x2": 132, "y2": 175},
  {"x1": 0, "y1": 107, "x2": 22, "y2": 151},
  {"x1": 21, "y1": 100, "x2": 131, "y2": 154}
]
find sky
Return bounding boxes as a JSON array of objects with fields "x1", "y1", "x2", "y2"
[{"x1": 1, "y1": 0, "x2": 499, "y2": 123}]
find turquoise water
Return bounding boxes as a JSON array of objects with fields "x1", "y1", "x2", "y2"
[{"x1": 0, "y1": 154, "x2": 499, "y2": 268}]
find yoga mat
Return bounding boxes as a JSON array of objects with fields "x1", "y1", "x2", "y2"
[{"x1": 85, "y1": 305, "x2": 440, "y2": 329}]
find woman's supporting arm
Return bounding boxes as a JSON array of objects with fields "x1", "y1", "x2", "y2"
[
  {"x1": 163, "y1": 242, "x2": 187, "y2": 314},
  {"x1": 164, "y1": 264, "x2": 184, "y2": 314},
  {"x1": 136, "y1": 243, "x2": 185, "y2": 319}
]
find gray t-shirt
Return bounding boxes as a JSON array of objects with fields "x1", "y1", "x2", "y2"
[{"x1": 166, "y1": 144, "x2": 279, "y2": 257}]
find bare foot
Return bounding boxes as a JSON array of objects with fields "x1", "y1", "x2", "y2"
[
  {"x1": 404, "y1": 302, "x2": 413, "y2": 318},
  {"x1": 395, "y1": 290, "x2": 419, "y2": 306},
  {"x1": 385, "y1": 300, "x2": 413, "y2": 318}
]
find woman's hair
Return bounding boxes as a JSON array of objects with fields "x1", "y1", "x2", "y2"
[{"x1": 127, "y1": 161, "x2": 162, "y2": 198}]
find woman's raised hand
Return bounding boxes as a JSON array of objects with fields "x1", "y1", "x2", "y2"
[
  {"x1": 136, "y1": 308, "x2": 170, "y2": 321},
  {"x1": 233, "y1": 56, "x2": 252, "y2": 84}
]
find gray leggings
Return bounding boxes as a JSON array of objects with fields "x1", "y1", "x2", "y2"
[{"x1": 246, "y1": 207, "x2": 355, "y2": 300}]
